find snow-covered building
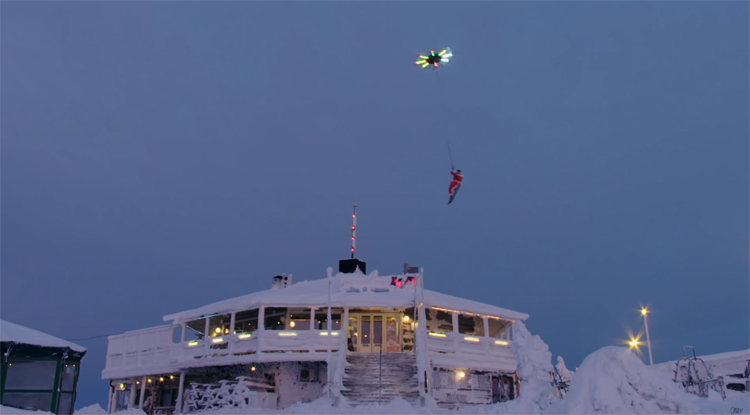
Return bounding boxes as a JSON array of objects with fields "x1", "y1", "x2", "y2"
[
  {"x1": 0, "y1": 320, "x2": 87, "y2": 415},
  {"x1": 101, "y1": 259, "x2": 529, "y2": 413}
]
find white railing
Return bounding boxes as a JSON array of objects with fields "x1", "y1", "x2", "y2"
[
  {"x1": 424, "y1": 330, "x2": 516, "y2": 372},
  {"x1": 103, "y1": 326, "x2": 344, "y2": 379},
  {"x1": 184, "y1": 330, "x2": 342, "y2": 357},
  {"x1": 103, "y1": 325, "x2": 177, "y2": 378}
]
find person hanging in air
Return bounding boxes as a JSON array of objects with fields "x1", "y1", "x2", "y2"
[{"x1": 448, "y1": 169, "x2": 463, "y2": 204}]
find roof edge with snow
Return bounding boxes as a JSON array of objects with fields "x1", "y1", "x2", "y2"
[
  {"x1": 0, "y1": 320, "x2": 86, "y2": 353},
  {"x1": 163, "y1": 270, "x2": 530, "y2": 323}
]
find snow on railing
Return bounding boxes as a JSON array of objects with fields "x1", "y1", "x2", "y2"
[
  {"x1": 104, "y1": 326, "x2": 344, "y2": 379},
  {"x1": 424, "y1": 330, "x2": 516, "y2": 372},
  {"x1": 186, "y1": 330, "x2": 343, "y2": 356},
  {"x1": 103, "y1": 325, "x2": 177, "y2": 378}
]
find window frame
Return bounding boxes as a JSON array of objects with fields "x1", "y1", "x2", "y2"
[{"x1": 0, "y1": 350, "x2": 82, "y2": 415}]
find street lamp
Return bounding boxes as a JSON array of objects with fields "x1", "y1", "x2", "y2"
[{"x1": 641, "y1": 307, "x2": 653, "y2": 365}]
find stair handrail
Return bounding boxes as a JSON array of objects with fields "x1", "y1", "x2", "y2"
[{"x1": 379, "y1": 348, "x2": 383, "y2": 403}]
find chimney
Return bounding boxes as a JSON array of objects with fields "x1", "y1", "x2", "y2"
[
  {"x1": 272, "y1": 274, "x2": 292, "y2": 289},
  {"x1": 339, "y1": 259, "x2": 366, "y2": 274}
]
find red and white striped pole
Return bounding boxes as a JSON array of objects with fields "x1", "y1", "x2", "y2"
[{"x1": 351, "y1": 204, "x2": 357, "y2": 258}]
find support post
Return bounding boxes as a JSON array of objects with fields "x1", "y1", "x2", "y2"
[
  {"x1": 128, "y1": 378, "x2": 137, "y2": 409},
  {"x1": 416, "y1": 268, "x2": 429, "y2": 405},
  {"x1": 258, "y1": 306, "x2": 265, "y2": 353},
  {"x1": 483, "y1": 317, "x2": 490, "y2": 352},
  {"x1": 107, "y1": 384, "x2": 115, "y2": 414},
  {"x1": 175, "y1": 371, "x2": 186, "y2": 414},
  {"x1": 138, "y1": 376, "x2": 146, "y2": 409},
  {"x1": 342, "y1": 308, "x2": 349, "y2": 350},
  {"x1": 229, "y1": 312, "x2": 236, "y2": 353}
]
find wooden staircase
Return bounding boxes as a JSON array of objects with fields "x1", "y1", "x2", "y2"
[{"x1": 340, "y1": 352, "x2": 420, "y2": 406}]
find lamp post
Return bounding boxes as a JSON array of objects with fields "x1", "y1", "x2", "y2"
[{"x1": 641, "y1": 308, "x2": 653, "y2": 365}]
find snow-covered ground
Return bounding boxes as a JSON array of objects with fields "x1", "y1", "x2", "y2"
[{"x1": 5, "y1": 324, "x2": 747, "y2": 414}]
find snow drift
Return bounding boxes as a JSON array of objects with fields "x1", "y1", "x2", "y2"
[
  {"x1": 556, "y1": 346, "x2": 699, "y2": 414},
  {"x1": 504, "y1": 320, "x2": 556, "y2": 414}
]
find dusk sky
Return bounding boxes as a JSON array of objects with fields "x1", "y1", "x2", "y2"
[{"x1": 2, "y1": 2, "x2": 748, "y2": 409}]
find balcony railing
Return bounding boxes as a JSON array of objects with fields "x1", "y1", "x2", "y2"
[
  {"x1": 103, "y1": 325, "x2": 177, "y2": 379},
  {"x1": 103, "y1": 324, "x2": 515, "y2": 380},
  {"x1": 102, "y1": 326, "x2": 343, "y2": 379},
  {"x1": 424, "y1": 330, "x2": 516, "y2": 372}
]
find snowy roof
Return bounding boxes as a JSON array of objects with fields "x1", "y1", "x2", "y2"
[
  {"x1": 163, "y1": 269, "x2": 529, "y2": 323},
  {"x1": 0, "y1": 320, "x2": 86, "y2": 353}
]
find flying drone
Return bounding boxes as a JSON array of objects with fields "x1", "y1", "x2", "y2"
[{"x1": 415, "y1": 48, "x2": 453, "y2": 69}]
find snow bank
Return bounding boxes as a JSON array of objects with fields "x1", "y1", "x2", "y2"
[
  {"x1": 558, "y1": 346, "x2": 699, "y2": 414},
  {"x1": 192, "y1": 396, "x2": 442, "y2": 414},
  {"x1": 0, "y1": 405, "x2": 53, "y2": 414},
  {"x1": 503, "y1": 320, "x2": 556, "y2": 414},
  {"x1": 74, "y1": 404, "x2": 110, "y2": 414}
]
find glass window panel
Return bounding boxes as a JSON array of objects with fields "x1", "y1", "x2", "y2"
[
  {"x1": 264, "y1": 308, "x2": 287, "y2": 330},
  {"x1": 313, "y1": 308, "x2": 343, "y2": 330},
  {"x1": 373, "y1": 316, "x2": 383, "y2": 346},
  {"x1": 115, "y1": 389, "x2": 131, "y2": 412},
  {"x1": 425, "y1": 308, "x2": 453, "y2": 332},
  {"x1": 57, "y1": 392, "x2": 74, "y2": 415},
  {"x1": 458, "y1": 314, "x2": 485, "y2": 336},
  {"x1": 288, "y1": 308, "x2": 312, "y2": 330},
  {"x1": 186, "y1": 319, "x2": 205, "y2": 340},
  {"x1": 160, "y1": 388, "x2": 179, "y2": 407},
  {"x1": 361, "y1": 316, "x2": 371, "y2": 345},
  {"x1": 403, "y1": 307, "x2": 418, "y2": 323},
  {"x1": 234, "y1": 309, "x2": 258, "y2": 334},
  {"x1": 385, "y1": 316, "x2": 400, "y2": 352},
  {"x1": 207, "y1": 314, "x2": 231, "y2": 337},
  {"x1": 5, "y1": 360, "x2": 57, "y2": 390},
  {"x1": 488, "y1": 317, "x2": 511, "y2": 339},
  {"x1": 2, "y1": 392, "x2": 53, "y2": 412},
  {"x1": 347, "y1": 317, "x2": 358, "y2": 351},
  {"x1": 61, "y1": 363, "x2": 77, "y2": 391}
]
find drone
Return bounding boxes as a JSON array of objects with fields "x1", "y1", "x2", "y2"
[{"x1": 415, "y1": 47, "x2": 453, "y2": 69}]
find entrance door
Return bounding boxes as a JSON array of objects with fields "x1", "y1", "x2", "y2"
[{"x1": 348, "y1": 313, "x2": 400, "y2": 353}]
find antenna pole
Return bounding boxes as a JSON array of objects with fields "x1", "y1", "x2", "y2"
[{"x1": 351, "y1": 204, "x2": 357, "y2": 259}]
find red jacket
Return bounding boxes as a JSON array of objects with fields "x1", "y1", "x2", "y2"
[{"x1": 451, "y1": 171, "x2": 463, "y2": 183}]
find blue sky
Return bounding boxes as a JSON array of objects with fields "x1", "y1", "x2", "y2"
[{"x1": 2, "y1": 2, "x2": 748, "y2": 409}]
